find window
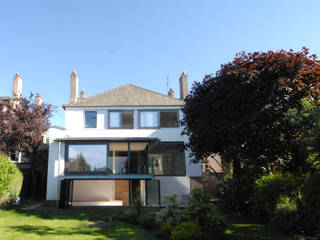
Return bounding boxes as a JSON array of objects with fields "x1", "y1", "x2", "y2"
[
  {"x1": 160, "y1": 110, "x2": 179, "y2": 127},
  {"x1": 67, "y1": 144, "x2": 107, "y2": 174},
  {"x1": 148, "y1": 142, "x2": 186, "y2": 176},
  {"x1": 108, "y1": 142, "x2": 129, "y2": 174},
  {"x1": 109, "y1": 111, "x2": 134, "y2": 129},
  {"x1": 85, "y1": 111, "x2": 97, "y2": 128},
  {"x1": 139, "y1": 111, "x2": 159, "y2": 128}
]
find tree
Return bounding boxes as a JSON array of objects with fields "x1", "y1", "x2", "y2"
[
  {"x1": 182, "y1": 48, "x2": 320, "y2": 173},
  {"x1": 181, "y1": 48, "x2": 320, "y2": 212},
  {"x1": 0, "y1": 94, "x2": 53, "y2": 155},
  {"x1": 0, "y1": 94, "x2": 54, "y2": 199}
]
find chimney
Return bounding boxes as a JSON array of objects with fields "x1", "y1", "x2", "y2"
[
  {"x1": 12, "y1": 73, "x2": 22, "y2": 98},
  {"x1": 80, "y1": 88, "x2": 86, "y2": 100},
  {"x1": 70, "y1": 70, "x2": 79, "y2": 104},
  {"x1": 168, "y1": 88, "x2": 175, "y2": 97},
  {"x1": 179, "y1": 71, "x2": 188, "y2": 100},
  {"x1": 36, "y1": 93, "x2": 43, "y2": 106}
]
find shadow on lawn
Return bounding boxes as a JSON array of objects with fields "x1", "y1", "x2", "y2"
[{"x1": 9, "y1": 224, "x2": 141, "y2": 240}]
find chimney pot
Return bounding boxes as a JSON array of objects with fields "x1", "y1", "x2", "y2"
[
  {"x1": 179, "y1": 71, "x2": 189, "y2": 100},
  {"x1": 168, "y1": 88, "x2": 175, "y2": 97},
  {"x1": 80, "y1": 88, "x2": 86, "y2": 99},
  {"x1": 12, "y1": 73, "x2": 23, "y2": 98}
]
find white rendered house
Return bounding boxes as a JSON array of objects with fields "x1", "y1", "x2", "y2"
[{"x1": 46, "y1": 71, "x2": 201, "y2": 207}]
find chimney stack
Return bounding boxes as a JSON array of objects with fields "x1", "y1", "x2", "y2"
[
  {"x1": 179, "y1": 71, "x2": 188, "y2": 100},
  {"x1": 12, "y1": 73, "x2": 22, "y2": 98},
  {"x1": 80, "y1": 88, "x2": 86, "y2": 100},
  {"x1": 168, "y1": 88, "x2": 175, "y2": 98},
  {"x1": 70, "y1": 70, "x2": 79, "y2": 104},
  {"x1": 36, "y1": 93, "x2": 43, "y2": 106}
]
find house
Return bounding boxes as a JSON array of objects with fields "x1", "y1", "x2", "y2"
[{"x1": 46, "y1": 71, "x2": 202, "y2": 207}]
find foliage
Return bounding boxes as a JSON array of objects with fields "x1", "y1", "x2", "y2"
[
  {"x1": 155, "y1": 195, "x2": 182, "y2": 226},
  {"x1": 253, "y1": 172, "x2": 302, "y2": 220},
  {"x1": 139, "y1": 214, "x2": 156, "y2": 229},
  {"x1": 0, "y1": 94, "x2": 54, "y2": 155},
  {"x1": 182, "y1": 48, "x2": 320, "y2": 166},
  {"x1": 299, "y1": 172, "x2": 320, "y2": 235},
  {"x1": 285, "y1": 98, "x2": 320, "y2": 173},
  {"x1": 270, "y1": 202, "x2": 300, "y2": 233},
  {"x1": 133, "y1": 195, "x2": 143, "y2": 214},
  {"x1": 183, "y1": 188, "x2": 226, "y2": 240},
  {"x1": 0, "y1": 154, "x2": 23, "y2": 206},
  {"x1": 119, "y1": 211, "x2": 139, "y2": 224},
  {"x1": 170, "y1": 222, "x2": 202, "y2": 240},
  {"x1": 68, "y1": 154, "x2": 91, "y2": 171},
  {"x1": 159, "y1": 223, "x2": 173, "y2": 239}
]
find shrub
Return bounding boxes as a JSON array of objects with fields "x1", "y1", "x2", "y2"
[
  {"x1": 0, "y1": 154, "x2": 23, "y2": 207},
  {"x1": 253, "y1": 172, "x2": 301, "y2": 220},
  {"x1": 119, "y1": 211, "x2": 139, "y2": 224},
  {"x1": 139, "y1": 214, "x2": 155, "y2": 229},
  {"x1": 299, "y1": 172, "x2": 320, "y2": 235},
  {"x1": 171, "y1": 221, "x2": 202, "y2": 240},
  {"x1": 270, "y1": 202, "x2": 300, "y2": 233},
  {"x1": 133, "y1": 195, "x2": 143, "y2": 214},
  {"x1": 183, "y1": 188, "x2": 226, "y2": 240},
  {"x1": 160, "y1": 223, "x2": 173, "y2": 239},
  {"x1": 156, "y1": 195, "x2": 182, "y2": 226}
]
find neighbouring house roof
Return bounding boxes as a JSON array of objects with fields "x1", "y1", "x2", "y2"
[
  {"x1": 63, "y1": 84, "x2": 184, "y2": 108},
  {"x1": 0, "y1": 97, "x2": 11, "y2": 104}
]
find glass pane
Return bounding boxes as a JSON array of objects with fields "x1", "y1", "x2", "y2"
[
  {"x1": 68, "y1": 144, "x2": 107, "y2": 172},
  {"x1": 122, "y1": 111, "x2": 134, "y2": 129},
  {"x1": 108, "y1": 143, "x2": 129, "y2": 174},
  {"x1": 140, "y1": 111, "x2": 158, "y2": 128},
  {"x1": 85, "y1": 111, "x2": 97, "y2": 128},
  {"x1": 148, "y1": 142, "x2": 186, "y2": 176},
  {"x1": 130, "y1": 142, "x2": 148, "y2": 174},
  {"x1": 160, "y1": 111, "x2": 178, "y2": 127},
  {"x1": 146, "y1": 180, "x2": 160, "y2": 206},
  {"x1": 109, "y1": 111, "x2": 121, "y2": 128}
]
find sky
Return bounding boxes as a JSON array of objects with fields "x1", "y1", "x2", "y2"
[{"x1": 1, "y1": 0, "x2": 320, "y2": 127}]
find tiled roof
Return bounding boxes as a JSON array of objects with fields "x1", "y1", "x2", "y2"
[{"x1": 63, "y1": 84, "x2": 184, "y2": 108}]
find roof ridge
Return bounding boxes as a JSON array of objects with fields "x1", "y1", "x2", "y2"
[{"x1": 76, "y1": 83, "x2": 183, "y2": 104}]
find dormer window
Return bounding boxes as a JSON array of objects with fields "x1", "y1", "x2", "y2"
[
  {"x1": 109, "y1": 110, "x2": 134, "y2": 129},
  {"x1": 85, "y1": 111, "x2": 97, "y2": 128}
]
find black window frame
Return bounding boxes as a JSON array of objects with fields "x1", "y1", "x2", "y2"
[
  {"x1": 159, "y1": 110, "x2": 179, "y2": 128},
  {"x1": 84, "y1": 111, "x2": 97, "y2": 128},
  {"x1": 108, "y1": 110, "x2": 134, "y2": 129}
]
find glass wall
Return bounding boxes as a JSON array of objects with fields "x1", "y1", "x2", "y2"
[
  {"x1": 148, "y1": 142, "x2": 186, "y2": 176},
  {"x1": 67, "y1": 144, "x2": 107, "y2": 173},
  {"x1": 130, "y1": 143, "x2": 148, "y2": 174},
  {"x1": 108, "y1": 143, "x2": 129, "y2": 174}
]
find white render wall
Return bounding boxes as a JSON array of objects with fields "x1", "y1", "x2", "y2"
[{"x1": 46, "y1": 106, "x2": 201, "y2": 202}]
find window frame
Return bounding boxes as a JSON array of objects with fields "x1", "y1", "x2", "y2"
[
  {"x1": 84, "y1": 111, "x2": 97, "y2": 128},
  {"x1": 159, "y1": 110, "x2": 179, "y2": 128},
  {"x1": 108, "y1": 110, "x2": 134, "y2": 129},
  {"x1": 138, "y1": 110, "x2": 160, "y2": 129},
  {"x1": 65, "y1": 142, "x2": 108, "y2": 175},
  {"x1": 148, "y1": 141, "x2": 186, "y2": 177}
]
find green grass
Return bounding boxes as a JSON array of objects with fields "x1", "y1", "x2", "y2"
[
  {"x1": 224, "y1": 213, "x2": 317, "y2": 240},
  {"x1": 0, "y1": 207, "x2": 156, "y2": 240}
]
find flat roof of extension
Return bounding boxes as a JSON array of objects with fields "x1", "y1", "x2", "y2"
[{"x1": 54, "y1": 137, "x2": 160, "y2": 142}]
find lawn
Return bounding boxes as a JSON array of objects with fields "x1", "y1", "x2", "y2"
[{"x1": 0, "y1": 207, "x2": 156, "y2": 240}]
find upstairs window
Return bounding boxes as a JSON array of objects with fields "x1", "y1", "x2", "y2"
[
  {"x1": 160, "y1": 110, "x2": 179, "y2": 127},
  {"x1": 85, "y1": 111, "x2": 97, "y2": 128},
  {"x1": 109, "y1": 110, "x2": 134, "y2": 129},
  {"x1": 139, "y1": 111, "x2": 159, "y2": 128}
]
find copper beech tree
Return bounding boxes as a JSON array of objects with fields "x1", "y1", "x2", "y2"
[
  {"x1": 0, "y1": 94, "x2": 53, "y2": 156},
  {"x1": 182, "y1": 48, "x2": 320, "y2": 178}
]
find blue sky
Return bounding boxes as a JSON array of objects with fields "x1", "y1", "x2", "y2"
[{"x1": 1, "y1": 0, "x2": 320, "y2": 126}]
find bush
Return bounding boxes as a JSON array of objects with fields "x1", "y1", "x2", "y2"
[
  {"x1": 270, "y1": 202, "x2": 300, "y2": 233},
  {"x1": 253, "y1": 172, "x2": 301, "y2": 220},
  {"x1": 171, "y1": 222, "x2": 202, "y2": 240},
  {"x1": 156, "y1": 195, "x2": 182, "y2": 226},
  {"x1": 160, "y1": 223, "x2": 173, "y2": 239},
  {"x1": 299, "y1": 172, "x2": 320, "y2": 235},
  {"x1": 119, "y1": 211, "x2": 139, "y2": 224},
  {"x1": 139, "y1": 214, "x2": 155, "y2": 229},
  {"x1": 0, "y1": 154, "x2": 23, "y2": 207},
  {"x1": 183, "y1": 188, "x2": 226, "y2": 240}
]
